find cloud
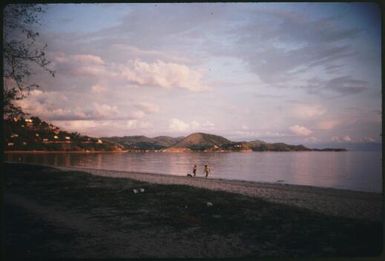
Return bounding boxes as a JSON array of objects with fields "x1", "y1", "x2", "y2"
[
  {"x1": 54, "y1": 53, "x2": 105, "y2": 65},
  {"x1": 291, "y1": 104, "x2": 326, "y2": 119},
  {"x1": 53, "y1": 52, "x2": 209, "y2": 92},
  {"x1": 221, "y1": 7, "x2": 369, "y2": 97},
  {"x1": 202, "y1": 120, "x2": 215, "y2": 128},
  {"x1": 52, "y1": 120, "x2": 99, "y2": 133},
  {"x1": 133, "y1": 102, "x2": 159, "y2": 113},
  {"x1": 116, "y1": 59, "x2": 208, "y2": 91},
  {"x1": 317, "y1": 120, "x2": 338, "y2": 130},
  {"x1": 15, "y1": 90, "x2": 150, "y2": 121},
  {"x1": 324, "y1": 76, "x2": 368, "y2": 95},
  {"x1": 289, "y1": 125, "x2": 312, "y2": 136},
  {"x1": 91, "y1": 84, "x2": 107, "y2": 93},
  {"x1": 71, "y1": 54, "x2": 105, "y2": 65},
  {"x1": 331, "y1": 135, "x2": 353, "y2": 143},
  {"x1": 126, "y1": 120, "x2": 152, "y2": 129},
  {"x1": 190, "y1": 121, "x2": 200, "y2": 129},
  {"x1": 53, "y1": 52, "x2": 109, "y2": 77},
  {"x1": 342, "y1": 135, "x2": 352, "y2": 142},
  {"x1": 232, "y1": 129, "x2": 288, "y2": 138},
  {"x1": 362, "y1": 137, "x2": 376, "y2": 143},
  {"x1": 169, "y1": 118, "x2": 190, "y2": 132},
  {"x1": 168, "y1": 118, "x2": 215, "y2": 132},
  {"x1": 304, "y1": 76, "x2": 368, "y2": 96},
  {"x1": 92, "y1": 103, "x2": 119, "y2": 118},
  {"x1": 51, "y1": 119, "x2": 153, "y2": 137},
  {"x1": 15, "y1": 90, "x2": 69, "y2": 118},
  {"x1": 110, "y1": 44, "x2": 190, "y2": 64}
]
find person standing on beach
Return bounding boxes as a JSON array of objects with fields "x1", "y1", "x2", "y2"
[
  {"x1": 193, "y1": 164, "x2": 197, "y2": 177},
  {"x1": 204, "y1": 164, "x2": 210, "y2": 178}
]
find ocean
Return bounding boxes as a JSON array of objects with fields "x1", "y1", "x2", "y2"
[{"x1": 5, "y1": 151, "x2": 382, "y2": 193}]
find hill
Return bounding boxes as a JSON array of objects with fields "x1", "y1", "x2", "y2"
[
  {"x1": 4, "y1": 116, "x2": 124, "y2": 152},
  {"x1": 168, "y1": 132, "x2": 231, "y2": 151},
  {"x1": 103, "y1": 135, "x2": 183, "y2": 151},
  {"x1": 103, "y1": 132, "x2": 346, "y2": 152},
  {"x1": 153, "y1": 136, "x2": 184, "y2": 147}
]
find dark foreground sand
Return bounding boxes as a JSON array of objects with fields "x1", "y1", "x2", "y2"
[
  {"x1": 4, "y1": 163, "x2": 383, "y2": 258},
  {"x1": 57, "y1": 165, "x2": 382, "y2": 222}
]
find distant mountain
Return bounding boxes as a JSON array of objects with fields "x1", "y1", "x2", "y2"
[
  {"x1": 104, "y1": 132, "x2": 347, "y2": 152},
  {"x1": 250, "y1": 142, "x2": 312, "y2": 151},
  {"x1": 103, "y1": 135, "x2": 183, "y2": 150},
  {"x1": 246, "y1": 140, "x2": 267, "y2": 146},
  {"x1": 153, "y1": 136, "x2": 184, "y2": 147},
  {"x1": 170, "y1": 132, "x2": 231, "y2": 150},
  {"x1": 103, "y1": 135, "x2": 155, "y2": 146}
]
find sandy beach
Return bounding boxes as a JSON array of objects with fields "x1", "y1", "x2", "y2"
[
  {"x1": 55, "y1": 165, "x2": 382, "y2": 222},
  {"x1": 4, "y1": 163, "x2": 383, "y2": 258}
]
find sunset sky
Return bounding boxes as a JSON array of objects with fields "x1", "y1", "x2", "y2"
[{"x1": 15, "y1": 3, "x2": 381, "y2": 147}]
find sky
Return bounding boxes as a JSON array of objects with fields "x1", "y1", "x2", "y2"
[{"x1": 13, "y1": 3, "x2": 382, "y2": 147}]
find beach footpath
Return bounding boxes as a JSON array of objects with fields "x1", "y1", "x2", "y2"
[{"x1": 3, "y1": 163, "x2": 383, "y2": 258}]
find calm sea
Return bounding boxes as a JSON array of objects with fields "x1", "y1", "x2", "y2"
[{"x1": 5, "y1": 151, "x2": 382, "y2": 193}]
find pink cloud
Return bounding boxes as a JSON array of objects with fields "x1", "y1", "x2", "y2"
[
  {"x1": 291, "y1": 104, "x2": 326, "y2": 119},
  {"x1": 91, "y1": 84, "x2": 107, "y2": 93},
  {"x1": 331, "y1": 135, "x2": 353, "y2": 143},
  {"x1": 54, "y1": 53, "x2": 105, "y2": 65},
  {"x1": 53, "y1": 52, "x2": 209, "y2": 91},
  {"x1": 317, "y1": 120, "x2": 338, "y2": 130},
  {"x1": 15, "y1": 90, "x2": 150, "y2": 122},
  {"x1": 71, "y1": 54, "x2": 105, "y2": 65},
  {"x1": 116, "y1": 59, "x2": 209, "y2": 91},
  {"x1": 289, "y1": 125, "x2": 312, "y2": 136}
]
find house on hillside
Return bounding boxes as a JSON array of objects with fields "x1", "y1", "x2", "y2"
[{"x1": 25, "y1": 118, "x2": 33, "y2": 127}]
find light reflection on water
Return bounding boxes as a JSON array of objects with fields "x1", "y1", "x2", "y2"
[{"x1": 5, "y1": 151, "x2": 382, "y2": 193}]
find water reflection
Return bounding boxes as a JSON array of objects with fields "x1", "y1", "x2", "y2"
[{"x1": 5, "y1": 151, "x2": 382, "y2": 193}]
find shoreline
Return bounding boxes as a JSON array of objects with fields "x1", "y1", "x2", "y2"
[
  {"x1": 7, "y1": 161, "x2": 379, "y2": 195},
  {"x1": 50, "y1": 165, "x2": 385, "y2": 222},
  {"x1": 8, "y1": 162, "x2": 383, "y2": 221},
  {"x1": 4, "y1": 150, "x2": 129, "y2": 154},
  {"x1": 4, "y1": 150, "x2": 351, "y2": 154}
]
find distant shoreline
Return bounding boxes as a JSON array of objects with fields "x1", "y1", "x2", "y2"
[
  {"x1": 4, "y1": 150, "x2": 129, "y2": 154},
  {"x1": 4, "y1": 149, "x2": 349, "y2": 154}
]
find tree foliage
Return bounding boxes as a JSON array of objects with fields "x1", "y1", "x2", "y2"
[{"x1": 3, "y1": 4, "x2": 54, "y2": 117}]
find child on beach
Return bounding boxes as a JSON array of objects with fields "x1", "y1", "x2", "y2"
[
  {"x1": 193, "y1": 164, "x2": 197, "y2": 177},
  {"x1": 204, "y1": 164, "x2": 210, "y2": 178}
]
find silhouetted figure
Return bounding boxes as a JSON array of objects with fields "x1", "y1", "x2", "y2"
[
  {"x1": 193, "y1": 164, "x2": 197, "y2": 176},
  {"x1": 204, "y1": 164, "x2": 210, "y2": 178}
]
